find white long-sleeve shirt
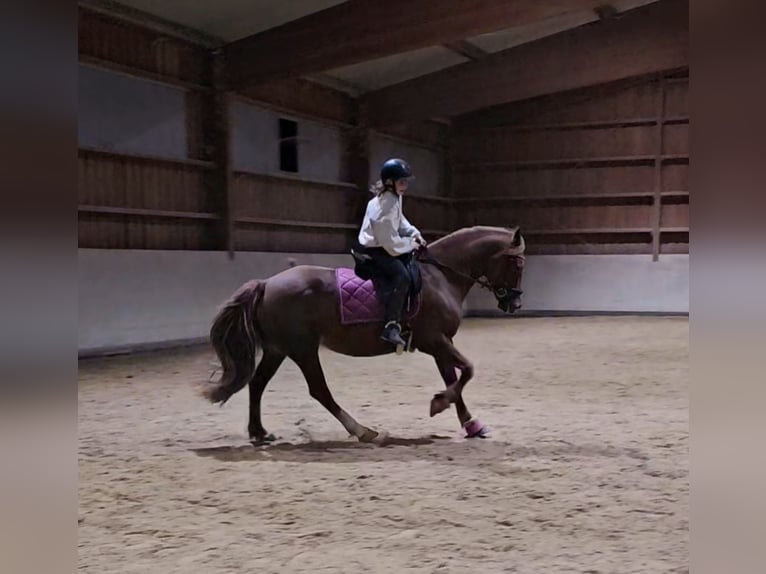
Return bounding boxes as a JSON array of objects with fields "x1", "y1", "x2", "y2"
[{"x1": 358, "y1": 191, "x2": 421, "y2": 256}]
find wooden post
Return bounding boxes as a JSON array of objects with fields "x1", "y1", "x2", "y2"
[
  {"x1": 446, "y1": 125, "x2": 460, "y2": 230},
  {"x1": 651, "y1": 77, "x2": 666, "y2": 261},
  {"x1": 346, "y1": 101, "x2": 371, "y2": 250},
  {"x1": 209, "y1": 53, "x2": 234, "y2": 258}
]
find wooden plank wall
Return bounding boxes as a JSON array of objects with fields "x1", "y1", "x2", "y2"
[
  {"x1": 78, "y1": 6, "x2": 220, "y2": 250},
  {"x1": 78, "y1": 6, "x2": 451, "y2": 253},
  {"x1": 79, "y1": 5, "x2": 686, "y2": 257},
  {"x1": 450, "y1": 71, "x2": 689, "y2": 256},
  {"x1": 78, "y1": 149, "x2": 220, "y2": 249}
]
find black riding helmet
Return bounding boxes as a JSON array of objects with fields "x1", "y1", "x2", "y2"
[{"x1": 380, "y1": 158, "x2": 414, "y2": 183}]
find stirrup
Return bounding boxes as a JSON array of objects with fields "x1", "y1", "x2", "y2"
[{"x1": 381, "y1": 321, "x2": 407, "y2": 354}]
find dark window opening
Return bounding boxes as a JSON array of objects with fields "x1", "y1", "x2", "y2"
[{"x1": 279, "y1": 118, "x2": 299, "y2": 173}]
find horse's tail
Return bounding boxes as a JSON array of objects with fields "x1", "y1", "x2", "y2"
[{"x1": 202, "y1": 280, "x2": 265, "y2": 405}]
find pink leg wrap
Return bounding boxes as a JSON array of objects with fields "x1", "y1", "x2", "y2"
[{"x1": 463, "y1": 418, "x2": 489, "y2": 438}]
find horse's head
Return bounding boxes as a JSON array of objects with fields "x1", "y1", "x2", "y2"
[
  {"x1": 483, "y1": 227, "x2": 526, "y2": 313},
  {"x1": 423, "y1": 225, "x2": 527, "y2": 312}
]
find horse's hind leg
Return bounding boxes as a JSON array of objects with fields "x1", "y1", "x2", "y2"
[
  {"x1": 248, "y1": 351, "x2": 285, "y2": 444},
  {"x1": 293, "y1": 350, "x2": 379, "y2": 443}
]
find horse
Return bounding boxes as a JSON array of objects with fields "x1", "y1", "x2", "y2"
[{"x1": 202, "y1": 225, "x2": 526, "y2": 444}]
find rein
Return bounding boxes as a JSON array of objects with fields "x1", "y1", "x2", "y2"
[{"x1": 415, "y1": 247, "x2": 522, "y2": 299}]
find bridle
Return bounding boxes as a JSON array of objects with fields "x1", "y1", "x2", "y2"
[{"x1": 415, "y1": 247, "x2": 524, "y2": 303}]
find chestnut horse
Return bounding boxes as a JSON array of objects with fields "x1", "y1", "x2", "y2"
[{"x1": 202, "y1": 225, "x2": 525, "y2": 443}]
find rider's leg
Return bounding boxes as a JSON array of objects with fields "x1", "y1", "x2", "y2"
[{"x1": 367, "y1": 249, "x2": 411, "y2": 348}]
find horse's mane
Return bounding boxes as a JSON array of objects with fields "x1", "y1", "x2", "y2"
[{"x1": 430, "y1": 225, "x2": 520, "y2": 248}]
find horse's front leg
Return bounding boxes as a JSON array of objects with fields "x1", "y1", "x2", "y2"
[
  {"x1": 432, "y1": 340, "x2": 490, "y2": 438},
  {"x1": 434, "y1": 358, "x2": 472, "y2": 424},
  {"x1": 428, "y1": 336, "x2": 473, "y2": 415}
]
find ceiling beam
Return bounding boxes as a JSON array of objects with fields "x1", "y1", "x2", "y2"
[
  {"x1": 593, "y1": 4, "x2": 620, "y2": 20},
  {"x1": 222, "y1": 0, "x2": 618, "y2": 89},
  {"x1": 443, "y1": 40, "x2": 489, "y2": 61},
  {"x1": 363, "y1": 0, "x2": 688, "y2": 126},
  {"x1": 78, "y1": 0, "x2": 223, "y2": 48}
]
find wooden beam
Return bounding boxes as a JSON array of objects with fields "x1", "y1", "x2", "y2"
[
  {"x1": 443, "y1": 40, "x2": 489, "y2": 61},
  {"x1": 364, "y1": 0, "x2": 688, "y2": 126},
  {"x1": 453, "y1": 192, "x2": 656, "y2": 205},
  {"x1": 78, "y1": 0, "x2": 223, "y2": 47},
  {"x1": 233, "y1": 170, "x2": 358, "y2": 190},
  {"x1": 79, "y1": 55, "x2": 212, "y2": 92},
  {"x1": 218, "y1": 91, "x2": 235, "y2": 257},
  {"x1": 403, "y1": 195, "x2": 454, "y2": 205},
  {"x1": 443, "y1": 126, "x2": 457, "y2": 229},
  {"x1": 236, "y1": 217, "x2": 358, "y2": 231},
  {"x1": 651, "y1": 78, "x2": 666, "y2": 261},
  {"x1": 347, "y1": 102, "x2": 371, "y2": 250},
  {"x1": 78, "y1": 147, "x2": 215, "y2": 169},
  {"x1": 453, "y1": 70, "x2": 687, "y2": 130},
  {"x1": 78, "y1": 6, "x2": 213, "y2": 87},
  {"x1": 200, "y1": 55, "x2": 235, "y2": 257},
  {"x1": 77, "y1": 147, "x2": 215, "y2": 170},
  {"x1": 222, "y1": 0, "x2": 615, "y2": 89},
  {"x1": 455, "y1": 155, "x2": 660, "y2": 170},
  {"x1": 373, "y1": 120, "x2": 451, "y2": 150},
  {"x1": 593, "y1": 4, "x2": 619, "y2": 20},
  {"x1": 236, "y1": 77, "x2": 356, "y2": 127},
  {"x1": 459, "y1": 116, "x2": 689, "y2": 133},
  {"x1": 78, "y1": 205, "x2": 220, "y2": 221}
]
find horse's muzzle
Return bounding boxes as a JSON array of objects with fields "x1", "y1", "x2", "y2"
[
  {"x1": 495, "y1": 288, "x2": 523, "y2": 313},
  {"x1": 497, "y1": 298, "x2": 522, "y2": 313}
]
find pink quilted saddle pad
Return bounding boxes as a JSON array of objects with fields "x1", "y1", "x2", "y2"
[{"x1": 335, "y1": 267, "x2": 421, "y2": 325}]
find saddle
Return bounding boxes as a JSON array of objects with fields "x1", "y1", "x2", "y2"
[{"x1": 336, "y1": 247, "x2": 423, "y2": 351}]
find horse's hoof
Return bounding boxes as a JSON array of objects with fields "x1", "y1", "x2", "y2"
[
  {"x1": 463, "y1": 419, "x2": 491, "y2": 438},
  {"x1": 429, "y1": 395, "x2": 451, "y2": 417},
  {"x1": 358, "y1": 428, "x2": 380, "y2": 443},
  {"x1": 370, "y1": 431, "x2": 390, "y2": 446},
  {"x1": 250, "y1": 433, "x2": 276, "y2": 446}
]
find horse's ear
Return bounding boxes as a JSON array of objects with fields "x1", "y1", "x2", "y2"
[{"x1": 512, "y1": 227, "x2": 523, "y2": 247}]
